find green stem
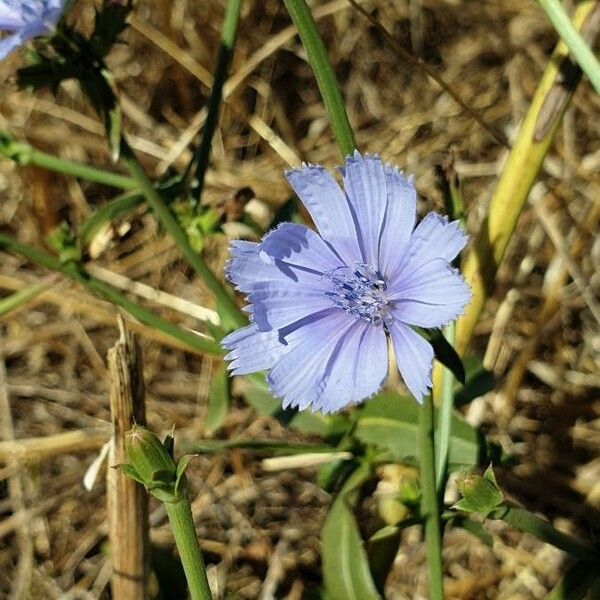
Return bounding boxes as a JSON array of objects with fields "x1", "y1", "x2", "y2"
[
  {"x1": 0, "y1": 136, "x2": 137, "y2": 189},
  {"x1": 165, "y1": 498, "x2": 212, "y2": 600},
  {"x1": 0, "y1": 280, "x2": 52, "y2": 317},
  {"x1": 282, "y1": 0, "x2": 355, "y2": 158},
  {"x1": 419, "y1": 394, "x2": 444, "y2": 600},
  {"x1": 188, "y1": 0, "x2": 242, "y2": 203},
  {"x1": 121, "y1": 141, "x2": 245, "y2": 330},
  {"x1": 0, "y1": 233, "x2": 222, "y2": 355},
  {"x1": 537, "y1": 0, "x2": 600, "y2": 94},
  {"x1": 435, "y1": 320, "x2": 455, "y2": 492},
  {"x1": 490, "y1": 506, "x2": 600, "y2": 562}
]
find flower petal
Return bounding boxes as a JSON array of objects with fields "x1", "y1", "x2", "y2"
[
  {"x1": 0, "y1": 32, "x2": 24, "y2": 58},
  {"x1": 388, "y1": 321, "x2": 434, "y2": 402},
  {"x1": 222, "y1": 325, "x2": 284, "y2": 375},
  {"x1": 267, "y1": 311, "x2": 361, "y2": 411},
  {"x1": 226, "y1": 224, "x2": 340, "y2": 294},
  {"x1": 285, "y1": 163, "x2": 363, "y2": 265},
  {"x1": 222, "y1": 309, "x2": 335, "y2": 375},
  {"x1": 312, "y1": 322, "x2": 388, "y2": 413},
  {"x1": 387, "y1": 258, "x2": 471, "y2": 327},
  {"x1": 247, "y1": 281, "x2": 333, "y2": 331},
  {"x1": 259, "y1": 222, "x2": 341, "y2": 274},
  {"x1": 378, "y1": 166, "x2": 417, "y2": 280},
  {"x1": 339, "y1": 151, "x2": 388, "y2": 266},
  {"x1": 392, "y1": 213, "x2": 467, "y2": 280}
]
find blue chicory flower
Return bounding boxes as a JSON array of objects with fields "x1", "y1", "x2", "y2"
[
  {"x1": 0, "y1": 0, "x2": 64, "y2": 60},
  {"x1": 222, "y1": 152, "x2": 471, "y2": 413}
]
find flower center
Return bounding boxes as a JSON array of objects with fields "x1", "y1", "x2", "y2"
[{"x1": 324, "y1": 264, "x2": 389, "y2": 326}]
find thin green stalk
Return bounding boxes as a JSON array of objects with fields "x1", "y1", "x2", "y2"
[
  {"x1": 165, "y1": 499, "x2": 212, "y2": 600},
  {"x1": 490, "y1": 506, "x2": 600, "y2": 562},
  {"x1": 538, "y1": 0, "x2": 600, "y2": 94},
  {"x1": 0, "y1": 135, "x2": 137, "y2": 190},
  {"x1": 0, "y1": 233, "x2": 222, "y2": 355},
  {"x1": 435, "y1": 165, "x2": 464, "y2": 491},
  {"x1": 435, "y1": 320, "x2": 455, "y2": 492},
  {"x1": 0, "y1": 280, "x2": 53, "y2": 317},
  {"x1": 282, "y1": 0, "x2": 355, "y2": 157},
  {"x1": 189, "y1": 0, "x2": 242, "y2": 203},
  {"x1": 121, "y1": 141, "x2": 245, "y2": 330},
  {"x1": 418, "y1": 394, "x2": 444, "y2": 600}
]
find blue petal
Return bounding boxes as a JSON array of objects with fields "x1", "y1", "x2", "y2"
[
  {"x1": 378, "y1": 165, "x2": 417, "y2": 279},
  {"x1": 222, "y1": 309, "x2": 335, "y2": 376},
  {"x1": 338, "y1": 151, "x2": 388, "y2": 266},
  {"x1": 0, "y1": 32, "x2": 23, "y2": 58},
  {"x1": 388, "y1": 320, "x2": 434, "y2": 402},
  {"x1": 285, "y1": 163, "x2": 363, "y2": 266},
  {"x1": 222, "y1": 325, "x2": 285, "y2": 375},
  {"x1": 226, "y1": 224, "x2": 340, "y2": 294},
  {"x1": 312, "y1": 321, "x2": 388, "y2": 413},
  {"x1": 387, "y1": 258, "x2": 471, "y2": 327},
  {"x1": 259, "y1": 222, "x2": 341, "y2": 274},
  {"x1": 247, "y1": 280, "x2": 334, "y2": 331},
  {"x1": 0, "y1": 5, "x2": 25, "y2": 30},
  {"x1": 389, "y1": 213, "x2": 467, "y2": 282},
  {"x1": 267, "y1": 311, "x2": 386, "y2": 412}
]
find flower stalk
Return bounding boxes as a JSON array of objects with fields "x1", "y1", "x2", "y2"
[
  {"x1": 188, "y1": 0, "x2": 242, "y2": 204},
  {"x1": 282, "y1": 0, "x2": 355, "y2": 158},
  {"x1": 121, "y1": 426, "x2": 212, "y2": 600},
  {"x1": 121, "y1": 140, "x2": 245, "y2": 331},
  {"x1": 418, "y1": 393, "x2": 444, "y2": 600}
]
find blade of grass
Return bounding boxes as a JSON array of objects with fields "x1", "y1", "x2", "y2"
[
  {"x1": 120, "y1": 140, "x2": 245, "y2": 330},
  {"x1": 282, "y1": 0, "x2": 356, "y2": 157},
  {"x1": 454, "y1": 0, "x2": 599, "y2": 357},
  {"x1": 188, "y1": 0, "x2": 242, "y2": 203},
  {"x1": 0, "y1": 134, "x2": 137, "y2": 190},
  {"x1": 0, "y1": 278, "x2": 56, "y2": 317},
  {"x1": 0, "y1": 233, "x2": 222, "y2": 356},
  {"x1": 435, "y1": 162, "x2": 465, "y2": 491},
  {"x1": 538, "y1": 0, "x2": 600, "y2": 94}
]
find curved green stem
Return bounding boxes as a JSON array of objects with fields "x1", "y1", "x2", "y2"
[
  {"x1": 0, "y1": 233, "x2": 222, "y2": 355},
  {"x1": 121, "y1": 141, "x2": 245, "y2": 330},
  {"x1": 188, "y1": 0, "x2": 243, "y2": 204},
  {"x1": 282, "y1": 0, "x2": 355, "y2": 158},
  {"x1": 0, "y1": 135, "x2": 137, "y2": 189}
]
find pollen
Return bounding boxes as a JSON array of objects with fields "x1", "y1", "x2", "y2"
[{"x1": 323, "y1": 263, "x2": 389, "y2": 326}]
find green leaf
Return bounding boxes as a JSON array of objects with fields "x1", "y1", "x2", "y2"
[
  {"x1": 455, "y1": 356, "x2": 495, "y2": 407},
  {"x1": 113, "y1": 463, "x2": 144, "y2": 485},
  {"x1": 454, "y1": 466, "x2": 504, "y2": 516},
  {"x1": 353, "y1": 393, "x2": 490, "y2": 468},
  {"x1": 321, "y1": 462, "x2": 381, "y2": 600},
  {"x1": 367, "y1": 517, "x2": 421, "y2": 593},
  {"x1": 175, "y1": 455, "x2": 195, "y2": 496},
  {"x1": 416, "y1": 327, "x2": 465, "y2": 384},
  {"x1": 205, "y1": 361, "x2": 230, "y2": 434}
]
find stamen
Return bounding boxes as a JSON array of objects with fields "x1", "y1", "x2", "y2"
[{"x1": 323, "y1": 264, "x2": 389, "y2": 325}]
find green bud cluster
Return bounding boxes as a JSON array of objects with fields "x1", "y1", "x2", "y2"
[
  {"x1": 117, "y1": 425, "x2": 194, "y2": 504},
  {"x1": 454, "y1": 465, "x2": 504, "y2": 517}
]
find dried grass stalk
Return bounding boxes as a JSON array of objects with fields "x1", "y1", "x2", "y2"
[{"x1": 106, "y1": 317, "x2": 149, "y2": 600}]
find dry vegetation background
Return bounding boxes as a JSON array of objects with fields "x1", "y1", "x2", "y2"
[{"x1": 0, "y1": 0, "x2": 599, "y2": 598}]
